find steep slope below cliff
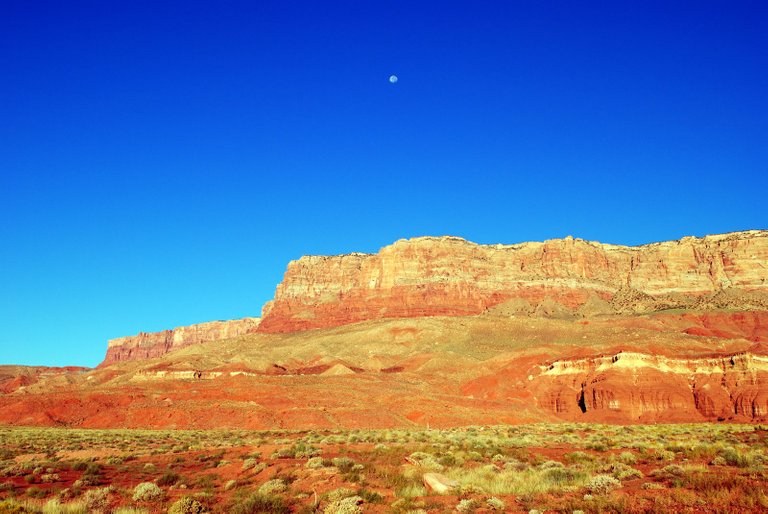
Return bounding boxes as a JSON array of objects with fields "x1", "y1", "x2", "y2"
[{"x1": 4, "y1": 310, "x2": 768, "y2": 428}]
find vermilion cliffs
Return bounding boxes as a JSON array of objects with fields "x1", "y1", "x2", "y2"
[
  {"x1": 258, "y1": 230, "x2": 768, "y2": 332},
  {"x1": 102, "y1": 318, "x2": 260, "y2": 366},
  {"x1": 2, "y1": 230, "x2": 767, "y2": 428}
]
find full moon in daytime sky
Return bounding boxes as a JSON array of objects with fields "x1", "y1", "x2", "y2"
[{"x1": 389, "y1": 74, "x2": 398, "y2": 83}]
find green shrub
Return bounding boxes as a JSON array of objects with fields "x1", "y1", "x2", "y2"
[
  {"x1": 167, "y1": 496, "x2": 207, "y2": 514},
  {"x1": 543, "y1": 466, "x2": 587, "y2": 485},
  {"x1": 465, "y1": 451, "x2": 483, "y2": 462},
  {"x1": 609, "y1": 463, "x2": 643, "y2": 480},
  {"x1": 78, "y1": 462, "x2": 103, "y2": 486},
  {"x1": 306, "y1": 457, "x2": 325, "y2": 469},
  {"x1": 331, "y1": 457, "x2": 356, "y2": 472},
  {"x1": 83, "y1": 487, "x2": 111, "y2": 512},
  {"x1": 0, "y1": 499, "x2": 32, "y2": 514},
  {"x1": 228, "y1": 493, "x2": 290, "y2": 514},
  {"x1": 656, "y1": 450, "x2": 676, "y2": 461},
  {"x1": 325, "y1": 488, "x2": 356, "y2": 502},
  {"x1": 84, "y1": 463, "x2": 102, "y2": 476},
  {"x1": 486, "y1": 497, "x2": 505, "y2": 511},
  {"x1": 293, "y1": 442, "x2": 321, "y2": 458},
  {"x1": 258, "y1": 479, "x2": 287, "y2": 495},
  {"x1": 563, "y1": 451, "x2": 593, "y2": 464},
  {"x1": 70, "y1": 461, "x2": 88, "y2": 472},
  {"x1": 26, "y1": 486, "x2": 47, "y2": 498},
  {"x1": 618, "y1": 451, "x2": 637, "y2": 464},
  {"x1": 157, "y1": 471, "x2": 180, "y2": 486},
  {"x1": 42, "y1": 498, "x2": 87, "y2": 514},
  {"x1": 242, "y1": 458, "x2": 258, "y2": 470},
  {"x1": 193, "y1": 474, "x2": 219, "y2": 489},
  {"x1": 457, "y1": 483, "x2": 486, "y2": 495},
  {"x1": 271, "y1": 449, "x2": 293, "y2": 459},
  {"x1": 324, "y1": 495, "x2": 363, "y2": 514},
  {"x1": 720, "y1": 447, "x2": 760, "y2": 468},
  {"x1": 586, "y1": 442, "x2": 608, "y2": 452},
  {"x1": 455, "y1": 498, "x2": 479, "y2": 513},
  {"x1": 389, "y1": 497, "x2": 426, "y2": 513},
  {"x1": 649, "y1": 464, "x2": 686, "y2": 479},
  {"x1": 132, "y1": 482, "x2": 164, "y2": 502},
  {"x1": 40, "y1": 473, "x2": 59, "y2": 483},
  {"x1": 587, "y1": 474, "x2": 621, "y2": 495},
  {"x1": 356, "y1": 488, "x2": 384, "y2": 504}
]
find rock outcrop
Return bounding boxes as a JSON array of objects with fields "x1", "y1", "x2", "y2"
[
  {"x1": 101, "y1": 318, "x2": 260, "y2": 366},
  {"x1": 258, "y1": 231, "x2": 768, "y2": 333},
  {"x1": 531, "y1": 351, "x2": 768, "y2": 422}
]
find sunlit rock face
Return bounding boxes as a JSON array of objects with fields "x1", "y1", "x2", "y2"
[
  {"x1": 531, "y1": 351, "x2": 768, "y2": 422},
  {"x1": 101, "y1": 318, "x2": 260, "y2": 366},
  {"x1": 258, "y1": 231, "x2": 768, "y2": 333},
  {"x1": 83, "y1": 230, "x2": 768, "y2": 427}
]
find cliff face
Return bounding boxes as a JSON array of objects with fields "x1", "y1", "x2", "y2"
[
  {"x1": 531, "y1": 351, "x2": 768, "y2": 422},
  {"x1": 101, "y1": 318, "x2": 260, "y2": 366},
  {"x1": 258, "y1": 231, "x2": 768, "y2": 333}
]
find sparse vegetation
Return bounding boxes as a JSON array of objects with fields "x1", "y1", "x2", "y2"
[
  {"x1": 227, "y1": 492, "x2": 290, "y2": 514},
  {"x1": 157, "y1": 471, "x2": 180, "y2": 486},
  {"x1": 323, "y1": 495, "x2": 363, "y2": 514},
  {"x1": 132, "y1": 482, "x2": 164, "y2": 502},
  {"x1": 587, "y1": 474, "x2": 622, "y2": 494},
  {"x1": 168, "y1": 496, "x2": 208, "y2": 514},
  {"x1": 0, "y1": 424, "x2": 766, "y2": 512}
]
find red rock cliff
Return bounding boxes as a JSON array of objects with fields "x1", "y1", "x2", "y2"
[
  {"x1": 101, "y1": 318, "x2": 260, "y2": 366},
  {"x1": 258, "y1": 231, "x2": 768, "y2": 333},
  {"x1": 531, "y1": 350, "x2": 768, "y2": 422}
]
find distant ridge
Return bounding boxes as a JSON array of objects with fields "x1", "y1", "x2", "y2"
[{"x1": 101, "y1": 230, "x2": 768, "y2": 366}]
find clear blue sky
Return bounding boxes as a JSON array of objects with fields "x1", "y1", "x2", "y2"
[{"x1": 1, "y1": 1, "x2": 766, "y2": 367}]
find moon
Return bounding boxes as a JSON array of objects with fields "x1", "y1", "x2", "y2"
[{"x1": 389, "y1": 75, "x2": 398, "y2": 84}]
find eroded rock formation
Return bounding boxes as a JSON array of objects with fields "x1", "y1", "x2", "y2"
[
  {"x1": 71, "y1": 230, "x2": 768, "y2": 427},
  {"x1": 258, "y1": 231, "x2": 768, "y2": 332},
  {"x1": 531, "y1": 351, "x2": 768, "y2": 422},
  {"x1": 0, "y1": 366, "x2": 87, "y2": 394},
  {"x1": 102, "y1": 318, "x2": 260, "y2": 366}
]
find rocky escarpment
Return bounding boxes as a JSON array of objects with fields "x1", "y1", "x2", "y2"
[
  {"x1": 258, "y1": 230, "x2": 768, "y2": 333},
  {"x1": 101, "y1": 318, "x2": 260, "y2": 366},
  {"x1": 531, "y1": 351, "x2": 768, "y2": 422}
]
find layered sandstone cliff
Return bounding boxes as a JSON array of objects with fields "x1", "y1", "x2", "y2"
[
  {"x1": 532, "y1": 350, "x2": 768, "y2": 422},
  {"x1": 101, "y1": 318, "x2": 260, "y2": 366},
  {"x1": 258, "y1": 230, "x2": 768, "y2": 332}
]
